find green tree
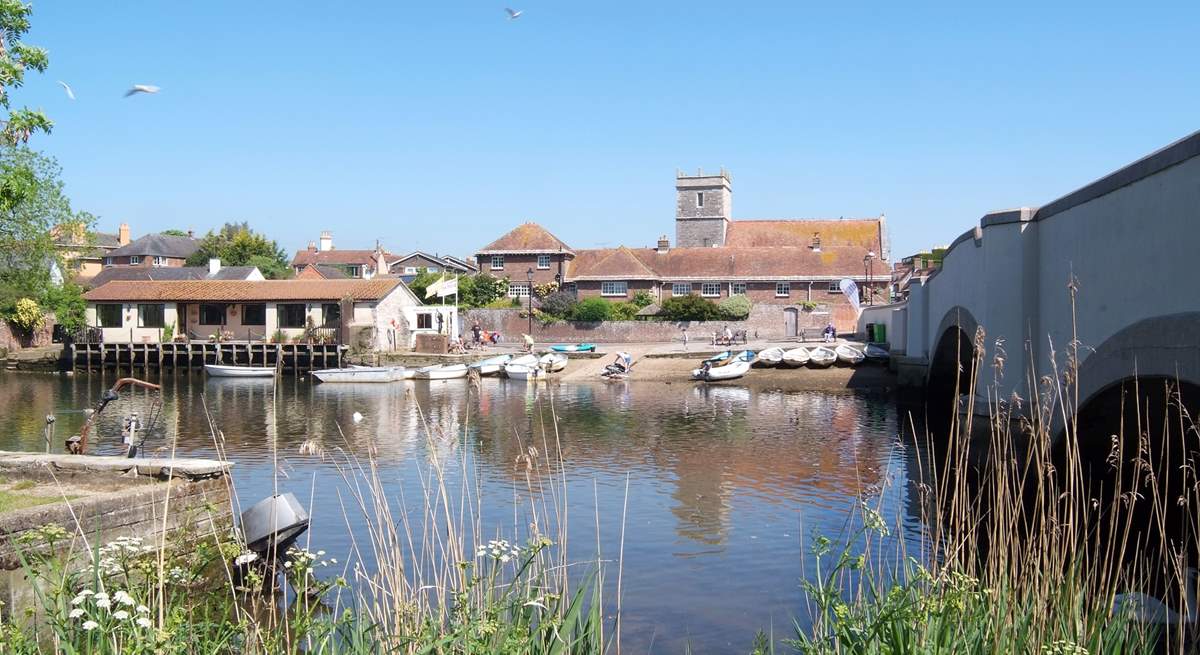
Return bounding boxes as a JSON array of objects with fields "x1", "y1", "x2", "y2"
[
  {"x1": 186, "y1": 222, "x2": 292, "y2": 279},
  {"x1": 569, "y1": 297, "x2": 611, "y2": 321},
  {"x1": 659, "y1": 294, "x2": 721, "y2": 321},
  {"x1": 0, "y1": 1, "x2": 51, "y2": 145},
  {"x1": 462, "y1": 273, "x2": 506, "y2": 307},
  {"x1": 539, "y1": 290, "x2": 577, "y2": 318},
  {"x1": 610, "y1": 302, "x2": 640, "y2": 321},
  {"x1": 631, "y1": 290, "x2": 654, "y2": 309},
  {"x1": 407, "y1": 269, "x2": 441, "y2": 301},
  {"x1": 718, "y1": 294, "x2": 752, "y2": 319},
  {"x1": 160, "y1": 229, "x2": 190, "y2": 237}
]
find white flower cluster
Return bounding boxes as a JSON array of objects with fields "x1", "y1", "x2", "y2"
[
  {"x1": 96, "y1": 536, "x2": 152, "y2": 576},
  {"x1": 475, "y1": 539, "x2": 521, "y2": 563},
  {"x1": 68, "y1": 588, "x2": 153, "y2": 631},
  {"x1": 283, "y1": 547, "x2": 337, "y2": 577}
]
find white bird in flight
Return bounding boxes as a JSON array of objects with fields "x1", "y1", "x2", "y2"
[
  {"x1": 124, "y1": 84, "x2": 160, "y2": 98},
  {"x1": 505, "y1": 7, "x2": 522, "y2": 20},
  {"x1": 57, "y1": 81, "x2": 75, "y2": 100}
]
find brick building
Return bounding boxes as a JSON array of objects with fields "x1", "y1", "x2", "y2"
[
  {"x1": 102, "y1": 232, "x2": 200, "y2": 269},
  {"x1": 474, "y1": 169, "x2": 891, "y2": 330},
  {"x1": 291, "y1": 231, "x2": 392, "y2": 279}
]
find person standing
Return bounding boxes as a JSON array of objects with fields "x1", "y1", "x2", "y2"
[
  {"x1": 681, "y1": 326, "x2": 689, "y2": 351},
  {"x1": 472, "y1": 321, "x2": 482, "y2": 345}
]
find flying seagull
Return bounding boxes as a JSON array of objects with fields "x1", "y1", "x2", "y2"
[
  {"x1": 124, "y1": 84, "x2": 160, "y2": 97},
  {"x1": 57, "y1": 81, "x2": 75, "y2": 100},
  {"x1": 505, "y1": 7, "x2": 522, "y2": 19}
]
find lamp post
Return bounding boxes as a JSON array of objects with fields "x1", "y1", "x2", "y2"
[
  {"x1": 863, "y1": 251, "x2": 876, "y2": 305},
  {"x1": 526, "y1": 268, "x2": 534, "y2": 337}
]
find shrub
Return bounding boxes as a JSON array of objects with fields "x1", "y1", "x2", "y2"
[
  {"x1": 540, "y1": 290, "x2": 577, "y2": 318},
  {"x1": 10, "y1": 297, "x2": 43, "y2": 332},
  {"x1": 631, "y1": 290, "x2": 654, "y2": 309},
  {"x1": 659, "y1": 294, "x2": 721, "y2": 321},
  {"x1": 718, "y1": 294, "x2": 752, "y2": 319},
  {"x1": 570, "y1": 297, "x2": 612, "y2": 322},
  {"x1": 43, "y1": 281, "x2": 86, "y2": 332},
  {"x1": 162, "y1": 321, "x2": 174, "y2": 342},
  {"x1": 610, "y1": 302, "x2": 640, "y2": 321},
  {"x1": 533, "y1": 281, "x2": 559, "y2": 299},
  {"x1": 463, "y1": 273, "x2": 507, "y2": 308},
  {"x1": 799, "y1": 300, "x2": 819, "y2": 311}
]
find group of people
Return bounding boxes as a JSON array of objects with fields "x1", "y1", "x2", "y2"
[
  {"x1": 470, "y1": 322, "x2": 501, "y2": 346},
  {"x1": 712, "y1": 326, "x2": 745, "y2": 346}
]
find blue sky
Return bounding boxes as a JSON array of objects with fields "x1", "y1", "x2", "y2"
[{"x1": 21, "y1": 1, "x2": 1200, "y2": 261}]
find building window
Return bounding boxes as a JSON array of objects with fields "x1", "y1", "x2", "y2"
[
  {"x1": 346, "y1": 266, "x2": 361, "y2": 278},
  {"x1": 427, "y1": 266, "x2": 439, "y2": 273},
  {"x1": 827, "y1": 280, "x2": 840, "y2": 293},
  {"x1": 697, "y1": 192, "x2": 704, "y2": 208},
  {"x1": 601, "y1": 281, "x2": 628, "y2": 297},
  {"x1": 404, "y1": 266, "x2": 418, "y2": 275},
  {"x1": 129, "y1": 255, "x2": 141, "y2": 265},
  {"x1": 242, "y1": 303, "x2": 266, "y2": 326},
  {"x1": 731, "y1": 282, "x2": 747, "y2": 295},
  {"x1": 672, "y1": 282, "x2": 691, "y2": 296},
  {"x1": 278, "y1": 304, "x2": 306, "y2": 329},
  {"x1": 103, "y1": 257, "x2": 112, "y2": 267},
  {"x1": 321, "y1": 303, "x2": 341, "y2": 327},
  {"x1": 775, "y1": 282, "x2": 791, "y2": 298},
  {"x1": 137, "y1": 304, "x2": 164, "y2": 328},
  {"x1": 490, "y1": 255, "x2": 504, "y2": 270},
  {"x1": 152, "y1": 256, "x2": 165, "y2": 267},
  {"x1": 199, "y1": 303, "x2": 226, "y2": 326},
  {"x1": 537, "y1": 254, "x2": 551, "y2": 269},
  {"x1": 416, "y1": 312, "x2": 433, "y2": 330},
  {"x1": 701, "y1": 282, "x2": 721, "y2": 298},
  {"x1": 97, "y1": 304, "x2": 122, "y2": 328},
  {"x1": 508, "y1": 282, "x2": 530, "y2": 298}
]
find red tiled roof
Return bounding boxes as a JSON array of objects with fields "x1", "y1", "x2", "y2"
[
  {"x1": 291, "y1": 249, "x2": 393, "y2": 267},
  {"x1": 84, "y1": 279, "x2": 404, "y2": 302},
  {"x1": 476, "y1": 222, "x2": 574, "y2": 255},
  {"x1": 724, "y1": 219, "x2": 882, "y2": 250},
  {"x1": 567, "y1": 246, "x2": 889, "y2": 281}
]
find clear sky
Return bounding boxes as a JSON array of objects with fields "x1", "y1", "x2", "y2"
[{"x1": 20, "y1": 1, "x2": 1200, "y2": 261}]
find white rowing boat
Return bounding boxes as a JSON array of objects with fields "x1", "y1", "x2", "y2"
[
  {"x1": 864, "y1": 344, "x2": 890, "y2": 363},
  {"x1": 539, "y1": 352, "x2": 569, "y2": 373},
  {"x1": 751, "y1": 347, "x2": 784, "y2": 368},
  {"x1": 834, "y1": 344, "x2": 865, "y2": 366},
  {"x1": 691, "y1": 358, "x2": 751, "y2": 381},
  {"x1": 205, "y1": 364, "x2": 275, "y2": 378},
  {"x1": 414, "y1": 364, "x2": 469, "y2": 380},
  {"x1": 312, "y1": 366, "x2": 404, "y2": 383},
  {"x1": 807, "y1": 347, "x2": 837, "y2": 368},
  {"x1": 781, "y1": 347, "x2": 811, "y2": 368},
  {"x1": 504, "y1": 363, "x2": 545, "y2": 381},
  {"x1": 469, "y1": 354, "x2": 513, "y2": 376}
]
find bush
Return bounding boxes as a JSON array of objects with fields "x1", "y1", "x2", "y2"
[
  {"x1": 799, "y1": 300, "x2": 819, "y2": 311},
  {"x1": 631, "y1": 290, "x2": 654, "y2": 309},
  {"x1": 540, "y1": 290, "x2": 577, "y2": 318},
  {"x1": 659, "y1": 294, "x2": 721, "y2": 321},
  {"x1": 570, "y1": 297, "x2": 612, "y2": 322},
  {"x1": 462, "y1": 273, "x2": 506, "y2": 308},
  {"x1": 610, "y1": 302, "x2": 640, "y2": 321},
  {"x1": 10, "y1": 297, "x2": 43, "y2": 332},
  {"x1": 719, "y1": 294, "x2": 752, "y2": 319},
  {"x1": 43, "y1": 281, "x2": 86, "y2": 332},
  {"x1": 533, "y1": 281, "x2": 559, "y2": 299}
]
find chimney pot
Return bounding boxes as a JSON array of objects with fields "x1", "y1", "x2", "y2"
[
  {"x1": 319, "y1": 231, "x2": 333, "y2": 252},
  {"x1": 208, "y1": 258, "x2": 221, "y2": 276},
  {"x1": 118, "y1": 223, "x2": 131, "y2": 246}
]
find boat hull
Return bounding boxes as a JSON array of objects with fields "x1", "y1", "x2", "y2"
[
  {"x1": 504, "y1": 364, "x2": 545, "y2": 381},
  {"x1": 205, "y1": 364, "x2": 275, "y2": 378},
  {"x1": 781, "y1": 348, "x2": 810, "y2": 368},
  {"x1": 691, "y1": 359, "x2": 751, "y2": 381},
  {"x1": 807, "y1": 348, "x2": 837, "y2": 368},
  {"x1": 835, "y1": 345, "x2": 865, "y2": 366},
  {"x1": 539, "y1": 353, "x2": 568, "y2": 372},
  {"x1": 415, "y1": 364, "x2": 469, "y2": 380},
  {"x1": 313, "y1": 366, "x2": 403, "y2": 383}
]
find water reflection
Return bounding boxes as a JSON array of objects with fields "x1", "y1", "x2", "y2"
[{"x1": 0, "y1": 370, "x2": 923, "y2": 653}]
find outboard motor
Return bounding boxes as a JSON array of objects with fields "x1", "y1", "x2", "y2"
[{"x1": 234, "y1": 493, "x2": 311, "y2": 593}]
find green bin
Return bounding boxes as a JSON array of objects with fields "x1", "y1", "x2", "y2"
[{"x1": 873, "y1": 323, "x2": 886, "y2": 344}]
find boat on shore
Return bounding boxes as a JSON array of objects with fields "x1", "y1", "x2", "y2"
[
  {"x1": 692, "y1": 359, "x2": 750, "y2": 381},
  {"x1": 864, "y1": 344, "x2": 890, "y2": 364},
  {"x1": 834, "y1": 344, "x2": 865, "y2": 366},
  {"x1": 751, "y1": 347, "x2": 784, "y2": 368},
  {"x1": 807, "y1": 347, "x2": 837, "y2": 368},
  {"x1": 539, "y1": 352, "x2": 569, "y2": 373},
  {"x1": 781, "y1": 347, "x2": 811, "y2": 368},
  {"x1": 312, "y1": 366, "x2": 404, "y2": 383},
  {"x1": 504, "y1": 362, "x2": 545, "y2": 381},
  {"x1": 469, "y1": 354, "x2": 513, "y2": 376},
  {"x1": 550, "y1": 343, "x2": 595, "y2": 353},
  {"x1": 415, "y1": 364, "x2": 469, "y2": 380},
  {"x1": 205, "y1": 364, "x2": 275, "y2": 378}
]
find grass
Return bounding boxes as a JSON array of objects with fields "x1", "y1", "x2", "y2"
[{"x1": 0, "y1": 489, "x2": 72, "y2": 513}]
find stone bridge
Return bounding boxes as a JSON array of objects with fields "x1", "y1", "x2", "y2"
[{"x1": 866, "y1": 130, "x2": 1200, "y2": 441}]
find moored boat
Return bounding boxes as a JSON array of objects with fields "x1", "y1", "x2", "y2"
[
  {"x1": 691, "y1": 359, "x2": 751, "y2": 381},
  {"x1": 864, "y1": 344, "x2": 890, "y2": 364},
  {"x1": 549, "y1": 343, "x2": 596, "y2": 352},
  {"x1": 807, "y1": 347, "x2": 837, "y2": 368},
  {"x1": 504, "y1": 363, "x2": 545, "y2": 381},
  {"x1": 781, "y1": 347, "x2": 811, "y2": 368},
  {"x1": 469, "y1": 354, "x2": 513, "y2": 376},
  {"x1": 415, "y1": 364, "x2": 469, "y2": 380},
  {"x1": 539, "y1": 352, "x2": 569, "y2": 373},
  {"x1": 312, "y1": 366, "x2": 404, "y2": 383},
  {"x1": 751, "y1": 347, "x2": 784, "y2": 368},
  {"x1": 205, "y1": 364, "x2": 276, "y2": 378},
  {"x1": 834, "y1": 344, "x2": 865, "y2": 366}
]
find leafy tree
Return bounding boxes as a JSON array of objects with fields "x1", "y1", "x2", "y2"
[
  {"x1": 0, "y1": 2, "x2": 51, "y2": 146},
  {"x1": 660, "y1": 294, "x2": 721, "y2": 321},
  {"x1": 160, "y1": 229, "x2": 190, "y2": 237},
  {"x1": 569, "y1": 297, "x2": 612, "y2": 322},
  {"x1": 463, "y1": 273, "x2": 506, "y2": 307},
  {"x1": 186, "y1": 222, "x2": 291, "y2": 279},
  {"x1": 610, "y1": 302, "x2": 640, "y2": 321},
  {"x1": 43, "y1": 281, "x2": 85, "y2": 331},
  {"x1": 631, "y1": 290, "x2": 654, "y2": 309},
  {"x1": 407, "y1": 269, "x2": 441, "y2": 301},
  {"x1": 719, "y1": 294, "x2": 752, "y2": 319},
  {"x1": 539, "y1": 290, "x2": 577, "y2": 318}
]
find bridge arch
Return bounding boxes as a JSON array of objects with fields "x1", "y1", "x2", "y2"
[{"x1": 925, "y1": 306, "x2": 981, "y2": 436}]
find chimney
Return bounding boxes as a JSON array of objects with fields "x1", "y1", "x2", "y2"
[
  {"x1": 208, "y1": 258, "x2": 221, "y2": 276},
  {"x1": 656, "y1": 235, "x2": 670, "y2": 253},
  {"x1": 187, "y1": 229, "x2": 194, "y2": 238},
  {"x1": 118, "y1": 223, "x2": 131, "y2": 246},
  {"x1": 319, "y1": 231, "x2": 333, "y2": 252},
  {"x1": 307, "y1": 240, "x2": 317, "y2": 252}
]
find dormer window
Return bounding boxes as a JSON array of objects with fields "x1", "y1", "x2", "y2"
[{"x1": 696, "y1": 192, "x2": 704, "y2": 208}]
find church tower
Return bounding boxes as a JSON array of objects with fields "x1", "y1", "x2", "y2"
[{"x1": 675, "y1": 168, "x2": 732, "y2": 247}]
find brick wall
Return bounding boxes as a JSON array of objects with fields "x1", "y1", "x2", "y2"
[
  {"x1": 0, "y1": 315, "x2": 53, "y2": 352},
  {"x1": 474, "y1": 253, "x2": 566, "y2": 285}
]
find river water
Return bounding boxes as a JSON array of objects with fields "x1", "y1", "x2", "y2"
[{"x1": 0, "y1": 371, "x2": 926, "y2": 652}]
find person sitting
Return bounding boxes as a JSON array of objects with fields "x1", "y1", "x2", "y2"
[{"x1": 823, "y1": 323, "x2": 836, "y2": 343}]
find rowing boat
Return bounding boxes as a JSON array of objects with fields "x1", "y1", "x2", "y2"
[
  {"x1": 807, "y1": 347, "x2": 837, "y2": 368},
  {"x1": 414, "y1": 364, "x2": 469, "y2": 380},
  {"x1": 781, "y1": 347, "x2": 811, "y2": 368},
  {"x1": 205, "y1": 364, "x2": 275, "y2": 378},
  {"x1": 834, "y1": 344, "x2": 865, "y2": 366}
]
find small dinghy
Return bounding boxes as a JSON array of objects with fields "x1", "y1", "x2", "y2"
[
  {"x1": 781, "y1": 347, "x2": 811, "y2": 368},
  {"x1": 751, "y1": 347, "x2": 785, "y2": 368},
  {"x1": 504, "y1": 362, "x2": 545, "y2": 381},
  {"x1": 539, "y1": 352, "x2": 569, "y2": 373},
  {"x1": 864, "y1": 344, "x2": 890, "y2": 364},
  {"x1": 692, "y1": 358, "x2": 751, "y2": 381},
  {"x1": 415, "y1": 363, "x2": 469, "y2": 380},
  {"x1": 550, "y1": 343, "x2": 595, "y2": 353},
  {"x1": 807, "y1": 347, "x2": 837, "y2": 368},
  {"x1": 835, "y1": 344, "x2": 865, "y2": 366},
  {"x1": 312, "y1": 366, "x2": 404, "y2": 383},
  {"x1": 469, "y1": 354, "x2": 513, "y2": 376},
  {"x1": 205, "y1": 364, "x2": 275, "y2": 378}
]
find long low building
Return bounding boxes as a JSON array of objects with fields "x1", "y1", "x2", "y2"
[{"x1": 82, "y1": 279, "x2": 457, "y2": 350}]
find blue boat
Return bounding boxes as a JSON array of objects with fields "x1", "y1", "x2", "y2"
[
  {"x1": 702, "y1": 350, "x2": 755, "y2": 364},
  {"x1": 550, "y1": 343, "x2": 596, "y2": 352}
]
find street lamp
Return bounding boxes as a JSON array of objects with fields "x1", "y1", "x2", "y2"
[
  {"x1": 526, "y1": 268, "x2": 534, "y2": 337},
  {"x1": 863, "y1": 251, "x2": 876, "y2": 306}
]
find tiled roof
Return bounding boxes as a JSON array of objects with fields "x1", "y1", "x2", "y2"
[
  {"x1": 85, "y1": 266, "x2": 260, "y2": 288},
  {"x1": 567, "y1": 245, "x2": 888, "y2": 281},
  {"x1": 291, "y1": 249, "x2": 392, "y2": 267},
  {"x1": 53, "y1": 229, "x2": 123, "y2": 250},
  {"x1": 476, "y1": 222, "x2": 574, "y2": 255},
  {"x1": 85, "y1": 279, "x2": 403, "y2": 302},
  {"x1": 107, "y1": 234, "x2": 201, "y2": 258},
  {"x1": 724, "y1": 219, "x2": 882, "y2": 250},
  {"x1": 568, "y1": 246, "x2": 659, "y2": 279}
]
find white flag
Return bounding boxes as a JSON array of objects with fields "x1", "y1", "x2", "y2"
[
  {"x1": 424, "y1": 276, "x2": 446, "y2": 299},
  {"x1": 839, "y1": 278, "x2": 862, "y2": 318},
  {"x1": 436, "y1": 276, "x2": 458, "y2": 298}
]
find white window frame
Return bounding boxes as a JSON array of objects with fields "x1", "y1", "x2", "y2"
[
  {"x1": 404, "y1": 267, "x2": 418, "y2": 275},
  {"x1": 537, "y1": 254, "x2": 551, "y2": 270},
  {"x1": 152, "y1": 256, "x2": 165, "y2": 267},
  {"x1": 508, "y1": 281, "x2": 530, "y2": 299},
  {"x1": 701, "y1": 282, "x2": 721, "y2": 298},
  {"x1": 827, "y1": 280, "x2": 840, "y2": 293},
  {"x1": 490, "y1": 255, "x2": 504, "y2": 270},
  {"x1": 103, "y1": 257, "x2": 112, "y2": 267},
  {"x1": 129, "y1": 255, "x2": 141, "y2": 265},
  {"x1": 731, "y1": 282, "x2": 747, "y2": 295},
  {"x1": 775, "y1": 282, "x2": 791, "y2": 298},
  {"x1": 601, "y1": 281, "x2": 628, "y2": 297},
  {"x1": 671, "y1": 282, "x2": 691, "y2": 296}
]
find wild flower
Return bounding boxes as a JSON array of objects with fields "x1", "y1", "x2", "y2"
[
  {"x1": 475, "y1": 539, "x2": 521, "y2": 562},
  {"x1": 112, "y1": 609, "x2": 129, "y2": 620},
  {"x1": 94, "y1": 597, "x2": 110, "y2": 609},
  {"x1": 113, "y1": 590, "x2": 135, "y2": 606},
  {"x1": 81, "y1": 620, "x2": 98, "y2": 631},
  {"x1": 136, "y1": 616, "x2": 152, "y2": 629},
  {"x1": 68, "y1": 608, "x2": 84, "y2": 619}
]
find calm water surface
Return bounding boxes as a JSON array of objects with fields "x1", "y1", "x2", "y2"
[{"x1": 0, "y1": 370, "x2": 925, "y2": 653}]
